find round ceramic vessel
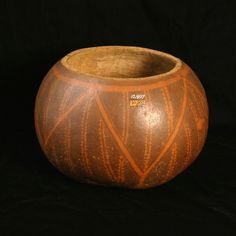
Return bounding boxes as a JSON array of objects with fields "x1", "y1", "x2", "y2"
[{"x1": 35, "y1": 46, "x2": 208, "y2": 189}]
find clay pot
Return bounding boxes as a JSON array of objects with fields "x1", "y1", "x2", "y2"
[{"x1": 35, "y1": 46, "x2": 208, "y2": 189}]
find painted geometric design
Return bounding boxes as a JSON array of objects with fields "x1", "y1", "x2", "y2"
[{"x1": 35, "y1": 63, "x2": 208, "y2": 189}]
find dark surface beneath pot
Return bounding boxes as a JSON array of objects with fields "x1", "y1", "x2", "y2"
[
  {"x1": 1, "y1": 130, "x2": 235, "y2": 235},
  {"x1": 1, "y1": 0, "x2": 236, "y2": 235}
]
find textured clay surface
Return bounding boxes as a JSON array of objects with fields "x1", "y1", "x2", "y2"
[{"x1": 35, "y1": 46, "x2": 208, "y2": 189}]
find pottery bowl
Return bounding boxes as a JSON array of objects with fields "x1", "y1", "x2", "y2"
[{"x1": 35, "y1": 46, "x2": 208, "y2": 189}]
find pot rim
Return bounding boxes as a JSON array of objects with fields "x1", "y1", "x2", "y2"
[{"x1": 60, "y1": 45, "x2": 182, "y2": 81}]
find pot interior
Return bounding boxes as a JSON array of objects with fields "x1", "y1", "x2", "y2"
[{"x1": 65, "y1": 46, "x2": 177, "y2": 78}]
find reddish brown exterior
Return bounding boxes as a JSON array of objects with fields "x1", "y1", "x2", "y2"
[{"x1": 34, "y1": 47, "x2": 208, "y2": 189}]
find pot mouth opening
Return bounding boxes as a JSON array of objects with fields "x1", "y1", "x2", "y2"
[{"x1": 61, "y1": 46, "x2": 181, "y2": 80}]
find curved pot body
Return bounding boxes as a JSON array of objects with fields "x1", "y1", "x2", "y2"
[{"x1": 35, "y1": 46, "x2": 208, "y2": 189}]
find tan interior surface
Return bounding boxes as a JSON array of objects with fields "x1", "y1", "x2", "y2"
[{"x1": 65, "y1": 47, "x2": 177, "y2": 78}]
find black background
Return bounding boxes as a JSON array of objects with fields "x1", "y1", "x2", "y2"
[{"x1": 1, "y1": 0, "x2": 236, "y2": 235}]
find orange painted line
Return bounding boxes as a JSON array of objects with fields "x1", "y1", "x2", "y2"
[
  {"x1": 184, "y1": 124, "x2": 190, "y2": 167},
  {"x1": 80, "y1": 96, "x2": 93, "y2": 176},
  {"x1": 118, "y1": 156, "x2": 125, "y2": 183},
  {"x1": 83, "y1": 97, "x2": 93, "y2": 176},
  {"x1": 42, "y1": 79, "x2": 56, "y2": 143},
  {"x1": 54, "y1": 68, "x2": 183, "y2": 92},
  {"x1": 101, "y1": 121, "x2": 117, "y2": 181},
  {"x1": 188, "y1": 81, "x2": 208, "y2": 116},
  {"x1": 190, "y1": 84, "x2": 203, "y2": 116},
  {"x1": 80, "y1": 100, "x2": 86, "y2": 172},
  {"x1": 143, "y1": 92, "x2": 153, "y2": 171},
  {"x1": 59, "y1": 86, "x2": 72, "y2": 113},
  {"x1": 64, "y1": 119, "x2": 74, "y2": 173},
  {"x1": 96, "y1": 94, "x2": 143, "y2": 177},
  {"x1": 164, "y1": 142, "x2": 175, "y2": 181},
  {"x1": 99, "y1": 120, "x2": 116, "y2": 181},
  {"x1": 124, "y1": 92, "x2": 129, "y2": 143},
  {"x1": 118, "y1": 92, "x2": 128, "y2": 183},
  {"x1": 189, "y1": 99, "x2": 200, "y2": 150},
  {"x1": 138, "y1": 78, "x2": 188, "y2": 186},
  {"x1": 121, "y1": 92, "x2": 130, "y2": 181},
  {"x1": 161, "y1": 88, "x2": 171, "y2": 137},
  {"x1": 121, "y1": 92, "x2": 126, "y2": 140},
  {"x1": 66, "y1": 119, "x2": 74, "y2": 173},
  {"x1": 99, "y1": 120, "x2": 110, "y2": 179},
  {"x1": 164, "y1": 87, "x2": 174, "y2": 131},
  {"x1": 44, "y1": 92, "x2": 88, "y2": 148},
  {"x1": 63, "y1": 120, "x2": 69, "y2": 167},
  {"x1": 189, "y1": 83, "x2": 208, "y2": 151}
]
